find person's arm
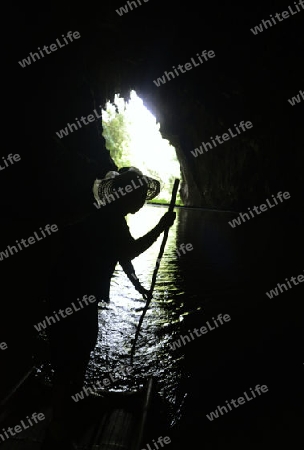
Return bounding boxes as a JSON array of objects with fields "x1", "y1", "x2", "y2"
[
  {"x1": 118, "y1": 212, "x2": 176, "y2": 261},
  {"x1": 119, "y1": 259, "x2": 150, "y2": 298}
]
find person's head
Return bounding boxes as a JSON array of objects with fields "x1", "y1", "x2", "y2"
[
  {"x1": 94, "y1": 167, "x2": 160, "y2": 215},
  {"x1": 113, "y1": 171, "x2": 148, "y2": 214}
]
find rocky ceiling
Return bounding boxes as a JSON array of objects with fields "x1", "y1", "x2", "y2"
[{"x1": 4, "y1": 0, "x2": 303, "y2": 216}]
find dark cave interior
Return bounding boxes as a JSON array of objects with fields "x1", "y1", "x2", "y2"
[{"x1": 1, "y1": 1, "x2": 303, "y2": 448}]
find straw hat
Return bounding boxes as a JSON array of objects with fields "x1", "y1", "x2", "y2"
[{"x1": 93, "y1": 167, "x2": 160, "y2": 206}]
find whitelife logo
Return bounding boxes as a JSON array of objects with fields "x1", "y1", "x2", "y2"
[
  {"x1": 250, "y1": 1, "x2": 304, "y2": 35},
  {"x1": 288, "y1": 89, "x2": 304, "y2": 106},
  {"x1": 93, "y1": 174, "x2": 149, "y2": 209},
  {"x1": 71, "y1": 366, "x2": 133, "y2": 402},
  {"x1": 141, "y1": 435, "x2": 171, "y2": 450},
  {"x1": 191, "y1": 121, "x2": 253, "y2": 158},
  {"x1": 0, "y1": 342, "x2": 8, "y2": 351},
  {"x1": 34, "y1": 295, "x2": 97, "y2": 332},
  {"x1": 266, "y1": 269, "x2": 304, "y2": 299},
  {"x1": 0, "y1": 412, "x2": 45, "y2": 443},
  {"x1": 0, "y1": 153, "x2": 21, "y2": 172},
  {"x1": 116, "y1": 0, "x2": 149, "y2": 16},
  {"x1": 206, "y1": 384, "x2": 269, "y2": 421},
  {"x1": 0, "y1": 224, "x2": 58, "y2": 262},
  {"x1": 228, "y1": 191, "x2": 291, "y2": 228},
  {"x1": 55, "y1": 106, "x2": 103, "y2": 139},
  {"x1": 18, "y1": 31, "x2": 81, "y2": 68},
  {"x1": 170, "y1": 314, "x2": 231, "y2": 351},
  {"x1": 153, "y1": 50, "x2": 215, "y2": 87}
]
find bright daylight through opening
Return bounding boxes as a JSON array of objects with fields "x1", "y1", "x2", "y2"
[{"x1": 102, "y1": 90, "x2": 182, "y2": 204}]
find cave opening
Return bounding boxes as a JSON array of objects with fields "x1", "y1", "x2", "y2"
[{"x1": 101, "y1": 90, "x2": 182, "y2": 205}]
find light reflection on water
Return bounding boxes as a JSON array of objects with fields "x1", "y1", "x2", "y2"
[
  {"x1": 35, "y1": 203, "x2": 302, "y2": 430},
  {"x1": 87, "y1": 204, "x2": 185, "y2": 411},
  {"x1": 34, "y1": 204, "x2": 188, "y2": 422}
]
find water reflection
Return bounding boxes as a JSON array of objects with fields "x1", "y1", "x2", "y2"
[
  {"x1": 87, "y1": 204, "x2": 184, "y2": 413},
  {"x1": 36, "y1": 203, "x2": 302, "y2": 430}
]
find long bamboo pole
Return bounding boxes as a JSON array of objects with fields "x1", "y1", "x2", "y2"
[{"x1": 130, "y1": 179, "x2": 180, "y2": 363}]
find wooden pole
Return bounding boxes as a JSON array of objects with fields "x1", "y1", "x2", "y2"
[{"x1": 130, "y1": 179, "x2": 180, "y2": 364}]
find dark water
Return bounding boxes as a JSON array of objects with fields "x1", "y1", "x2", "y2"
[
  {"x1": 82, "y1": 203, "x2": 302, "y2": 422},
  {"x1": 86, "y1": 205, "x2": 185, "y2": 422},
  {"x1": 37, "y1": 203, "x2": 303, "y2": 436}
]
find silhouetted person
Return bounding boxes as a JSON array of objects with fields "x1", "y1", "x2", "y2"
[{"x1": 44, "y1": 167, "x2": 176, "y2": 448}]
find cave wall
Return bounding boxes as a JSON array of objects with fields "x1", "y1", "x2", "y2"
[
  {"x1": 6, "y1": 0, "x2": 303, "y2": 215},
  {"x1": 1, "y1": 0, "x2": 303, "y2": 401}
]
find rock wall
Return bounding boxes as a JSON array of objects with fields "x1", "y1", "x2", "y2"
[{"x1": 6, "y1": 1, "x2": 303, "y2": 214}]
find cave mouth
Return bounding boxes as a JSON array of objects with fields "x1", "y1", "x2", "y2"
[{"x1": 102, "y1": 90, "x2": 182, "y2": 205}]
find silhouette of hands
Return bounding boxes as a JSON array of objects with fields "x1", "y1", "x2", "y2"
[{"x1": 158, "y1": 212, "x2": 176, "y2": 231}]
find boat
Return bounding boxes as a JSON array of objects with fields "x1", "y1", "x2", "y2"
[{"x1": 0, "y1": 368, "x2": 167, "y2": 449}]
